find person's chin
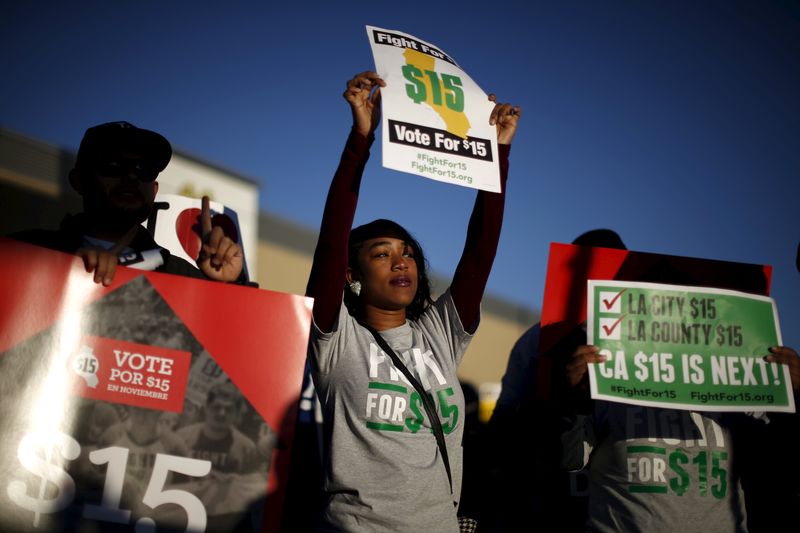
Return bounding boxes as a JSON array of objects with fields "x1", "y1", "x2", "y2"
[
  {"x1": 208, "y1": 422, "x2": 229, "y2": 434},
  {"x1": 389, "y1": 293, "x2": 416, "y2": 309},
  {"x1": 110, "y1": 194, "x2": 146, "y2": 210},
  {"x1": 394, "y1": 287, "x2": 417, "y2": 305},
  {"x1": 109, "y1": 201, "x2": 151, "y2": 223}
]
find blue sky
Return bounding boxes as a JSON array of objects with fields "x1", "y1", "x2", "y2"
[{"x1": 2, "y1": 1, "x2": 799, "y2": 348}]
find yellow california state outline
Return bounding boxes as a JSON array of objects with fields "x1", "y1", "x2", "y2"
[{"x1": 403, "y1": 49, "x2": 470, "y2": 139}]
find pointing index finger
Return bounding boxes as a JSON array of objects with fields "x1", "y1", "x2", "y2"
[{"x1": 201, "y1": 196, "x2": 213, "y2": 237}]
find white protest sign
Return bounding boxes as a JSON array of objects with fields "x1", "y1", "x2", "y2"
[
  {"x1": 366, "y1": 26, "x2": 500, "y2": 192},
  {"x1": 145, "y1": 193, "x2": 252, "y2": 280}
]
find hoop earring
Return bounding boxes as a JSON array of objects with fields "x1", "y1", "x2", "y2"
[{"x1": 349, "y1": 281, "x2": 361, "y2": 296}]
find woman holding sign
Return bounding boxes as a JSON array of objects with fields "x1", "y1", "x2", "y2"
[{"x1": 305, "y1": 71, "x2": 519, "y2": 532}]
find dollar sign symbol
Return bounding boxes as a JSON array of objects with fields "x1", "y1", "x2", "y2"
[
  {"x1": 402, "y1": 64, "x2": 427, "y2": 104},
  {"x1": 668, "y1": 449, "x2": 690, "y2": 496},
  {"x1": 7, "y1": 431, "x2": 80, "y2": 527},
  {"x1": 404, "y1": 391, "x2": 424, "y2": 433}
]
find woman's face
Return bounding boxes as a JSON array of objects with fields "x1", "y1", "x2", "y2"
[{"x1": 350, "y1": 236, "x2": 419, "y2": 311}]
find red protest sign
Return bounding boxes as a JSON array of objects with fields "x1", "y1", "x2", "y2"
[{"x1": 0, "y1": 237, "x2": 311, "y2": 532}]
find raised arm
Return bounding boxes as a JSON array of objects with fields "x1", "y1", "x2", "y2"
[
  {"x1": 450, "y1": 95, "x2": 521, "y2": 332},
  {"x1": 306, "y1": 71, "x2": 384, "y2": 332}
]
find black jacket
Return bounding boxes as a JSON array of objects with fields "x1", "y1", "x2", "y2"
[{"x1": 9, "y1": 213, "x2": 208, "y2": 281}]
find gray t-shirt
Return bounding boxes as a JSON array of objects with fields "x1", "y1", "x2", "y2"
[
  {"x1": 309, "y1": 290, "x2": 473, "y2": 532},
  {"x1": 562, "y1": 402, "x2": 750, "y2": 532}
]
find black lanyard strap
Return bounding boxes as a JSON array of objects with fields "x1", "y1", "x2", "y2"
[{"x1": 364, "y1": 324, "x2": 453, "y2": 494}]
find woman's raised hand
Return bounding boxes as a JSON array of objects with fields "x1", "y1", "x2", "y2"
[
  {"x1": 344, "y1": 71, "x2": 385, "y2": 137},
  {"x1": 488, "y1": 94, "x2": 521, "y2": 145}
]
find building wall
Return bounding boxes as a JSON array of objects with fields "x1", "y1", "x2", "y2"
[
  {"x1": 0, "y1": 128, "x2": 79, "y2": 234},
  {"x1": 256, "y1": 240, "x2": 311, "y2": 297}
]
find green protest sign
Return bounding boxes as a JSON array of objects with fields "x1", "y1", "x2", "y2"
[{"x1": 587, "y1": 280, "x2": 793, "y2": 412}]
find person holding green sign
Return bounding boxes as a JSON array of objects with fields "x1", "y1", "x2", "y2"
[
  {"x1": 305, "y1": 70, "x2": 520, "y2": 532},
  {"x1": 562, "y1": 338, "x2": 799, "y2": 532}
]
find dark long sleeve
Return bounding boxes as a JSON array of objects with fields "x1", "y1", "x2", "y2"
[
  {"x1": 450, "y1": 144, "x2": 511, "y2": 333},
  {"x1": 306, "y1": 129, "x2": 373, "y2": 332}
]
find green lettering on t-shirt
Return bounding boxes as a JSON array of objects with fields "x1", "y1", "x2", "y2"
[
  {"x1": 693, "y1": 451, "x2": 708, "y2": 496},
  {"x1": 669, "y1": 449, "x2": 690, "y2": 496},
  {"x1": 405, "y1": 391, "x2": 425, "y2": 433},
  {"x1": 711, "y1": 451, "x2": 728, "y2": 499},
  {"x1": 437, "y1": 387, "x2": 459, "y2": 434}
]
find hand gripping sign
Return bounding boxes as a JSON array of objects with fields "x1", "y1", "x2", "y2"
[
  {"x1": 536, "y1": 242, "x2": 780, "y2": 409},
  {"x1": 0, "y1": 237, "x2": 311, "y2": 532},
  {"x1": 366, "y1": 25, "x2": 501, "y2": 192}
]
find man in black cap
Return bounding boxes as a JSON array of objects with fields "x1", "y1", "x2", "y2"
[{"x1": 11, "y1": 121, "x2": 243, "y2": 284}]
